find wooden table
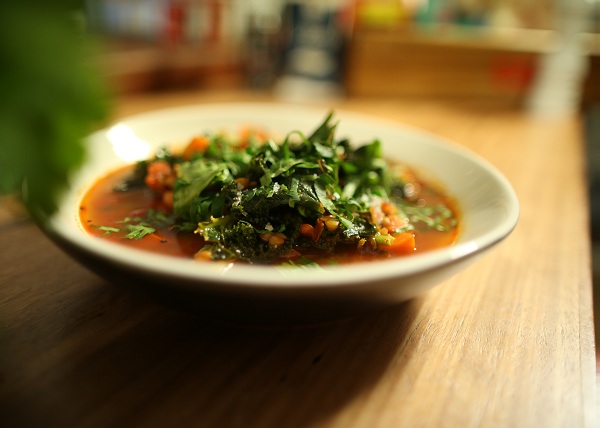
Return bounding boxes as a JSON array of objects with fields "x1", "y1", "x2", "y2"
[{"x1": 0, "y1": 90, "x2": 595, "y2": 427}]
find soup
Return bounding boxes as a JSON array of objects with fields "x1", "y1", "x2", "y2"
[{"x1": 79, "y1": 113, "x2": 460, "y2": 266}]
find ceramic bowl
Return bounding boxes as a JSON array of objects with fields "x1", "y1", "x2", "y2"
[{"x1": 43, "y1": 103, "x2": 519, "y2": 324}]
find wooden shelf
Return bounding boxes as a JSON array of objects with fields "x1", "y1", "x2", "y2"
[
  {"x1": 352, "y1": 24, "x2": 560, "y2": 54},
  {"x1": 96, "y1": 38, "x2": 246, "y2": 93},
  {"x1": 344, "y1": 26, "x2": 548, "y2": 101}
]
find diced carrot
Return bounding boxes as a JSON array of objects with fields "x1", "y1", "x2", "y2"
[
  {"x1": 182, "y1": 136, "x2": 209, "y2": 160},
  {"x1": 239, "y1": 127, "x2": 268, "y2": 148},
  {"x1": 381, "y1": 201, "x2": 398, "y2": 215},
  {"x1": 380, "y1": 232, "x2": 416, "y2": 255}
]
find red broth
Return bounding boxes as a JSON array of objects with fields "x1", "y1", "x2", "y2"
[{"x1": 79, "y1": 165, "x2": 460, "y2": 265}]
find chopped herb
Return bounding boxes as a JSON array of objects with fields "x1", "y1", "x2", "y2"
[
  {"x1": 124, "y1": 223, "x2": 156, "y2": 240},
  {"x1": 94, "y1": 225, "x2": 120, "y2": 235},
  {"x1": 94, "y1": 210, "x2": 171, "y2": 240}
]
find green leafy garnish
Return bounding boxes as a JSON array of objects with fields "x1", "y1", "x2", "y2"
[
  {"x1": 95, "y1": 225, "x2": 120, "y2": 235},
  {"x1": 124, "y1": 224, "x2": 156, "y2": 240},
  {"x1": 93, "y1": 209, "x2": 175, "y2": 240},
  {"x1": 114, "y1": 112, "x2": 458, "y2": 264}
]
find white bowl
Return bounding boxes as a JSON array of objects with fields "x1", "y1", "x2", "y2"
[{"x1": 43, "y1": 103, "x2": 519, "y2": 324}]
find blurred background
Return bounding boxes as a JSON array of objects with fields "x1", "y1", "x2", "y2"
[{"x1": 82, "y1": 0, "x2": 599, "y2": 110}]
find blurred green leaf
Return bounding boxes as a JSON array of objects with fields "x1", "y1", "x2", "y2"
[{"x1": 0, "y1": 1, "x2": 110, "y2": 219}]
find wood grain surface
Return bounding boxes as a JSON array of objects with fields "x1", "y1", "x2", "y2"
[{"x1": 0, "y1": 90, "x2": 595, "y2": 428}]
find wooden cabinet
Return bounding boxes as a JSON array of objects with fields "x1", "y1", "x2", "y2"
[{"x1": 343, "y1": 26, "x2": 558, "y2": 103}]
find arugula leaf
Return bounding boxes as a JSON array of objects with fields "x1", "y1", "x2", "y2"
[
  {"x1": 174, "y1": 161, "x2": 227, "y2": 218},
  {"x1": 314, "y1": 176, "x2": 337, "y2": 214},
  {"x1": 308, "y1": 111, "x2": 337, "y2": 143},
  {"x1": 313, "y1": 142, "x2": 335, "y2": 158}
]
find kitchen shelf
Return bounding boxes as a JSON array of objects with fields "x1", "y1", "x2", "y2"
[{"x1": 96, "y1": 37, "x2": 246, "y2": 93}]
